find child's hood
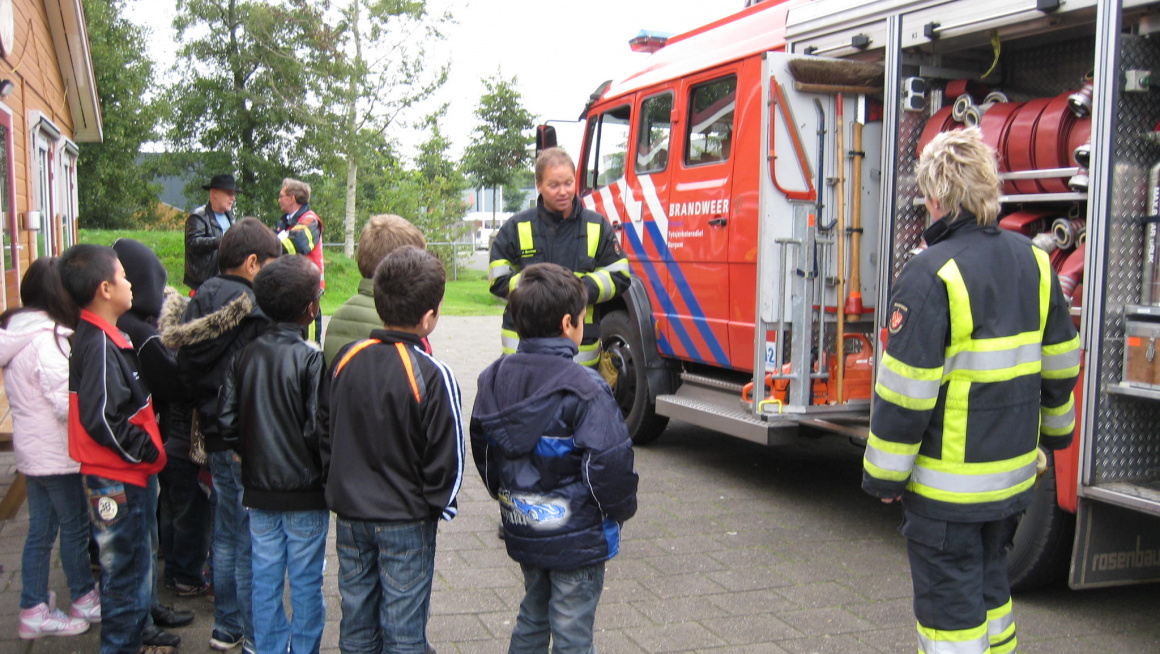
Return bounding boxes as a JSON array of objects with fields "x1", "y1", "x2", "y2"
[
  {"x1": 473, "y1": 347, "x2": 607, "y2": 457},
  {"x1": 158, "y1": 286, "x2": 252, "y2": 350},
  {"x1": 0, "y1": 311, "x2": 63, "y2": 368},
  {"x1": 113, "y1": 238, "x2": 167, "y2": 320}
]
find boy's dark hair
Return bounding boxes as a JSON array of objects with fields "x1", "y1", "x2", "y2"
[
  {"x1": 253, "y1": 255, "x2": 320, "y2": 322},
  {"x1": 509, "y1": 263, "x2": 586, "y2": 339},
  {"x1": 373, "y1": 246, "x2": 445, "y2": 327},
  {"x1": 357, "y1": 214, "x2": 426, "y2": 278},
  {"x1": 218, "y1": 217, "x2": 281, "y2": 271},
  {"x1": 58, "y1": 244, "x2": 118, "y2": 309}
]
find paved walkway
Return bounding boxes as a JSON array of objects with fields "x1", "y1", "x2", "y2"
[{"x1": 1, "y1": 316, "x2": 1159, "y2": 652}]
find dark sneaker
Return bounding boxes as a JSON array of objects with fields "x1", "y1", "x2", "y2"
[
  {"x1": 138, "y1": 646, "x2": 176, "y2": 654},
  {"x1": 209, "y1": 629, "x2": 244, "y2": 651},
  {"x1": 151, "y1": 604, "x2": 194, "y2": 628},
  {"x1": 142, "y1": 624, "x2": 182, "y2": 648},
  {"x1": 174, "y1": 581, "x2": 211, "y2": 597}
]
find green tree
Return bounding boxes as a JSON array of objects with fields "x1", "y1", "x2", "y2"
[
  {"x1": 78, "y1": 0, "x2": 162, "y2": 228},
  {"x1": 310, "y1": 0, "x2": 449, "y2": 255},
  {"x1": 462, "y1": 74, "x2": 535, "y2": 227},
  {"x1": 502, "y1": 168, "x2": 534, "y2": 213},
  {"x1": 164, "y1": 0, "x2": 321, "y2": 220}
]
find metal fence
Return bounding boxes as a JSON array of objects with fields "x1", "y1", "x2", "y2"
[{"x1": 321, "y1": 240, "x2": 479, "y2": 281}]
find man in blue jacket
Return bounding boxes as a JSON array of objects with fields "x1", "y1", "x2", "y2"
[{"x1": 471, "y1": 262, "x2": 638, "y2": 654}]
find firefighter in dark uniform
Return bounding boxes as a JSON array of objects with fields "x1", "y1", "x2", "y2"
[
  {"x1": 863, "y1": 128, "x2": 1080, "y2": 654},
  {"x1": 488, "y1": 147, "x2": 630, "y2": 367}
]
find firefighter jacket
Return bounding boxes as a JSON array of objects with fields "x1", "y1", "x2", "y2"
[
  {"x1": 863, "y1": 214, "x2": 1080, "y2": 522},
  {"x1": 160, "y1": 274, "x2": 269, "y2": 454},
  {"x1": 320, "y1": 330, "x2": 465, "y2": 523},
  {"x1": 69, "y1": 310, "x2": 166, "y2": 488},
  {"x1": 219, "y1": 323, "x2": 327, "y2": 512},
  {"x1": 488, "y1": 197, "x2": 630, "y2": 366},
  {"x1": 184, "y1": 203, "x2": 234, "y2": 290},
  {"x1": 471, "y1": 336, "x2": 638, "y2": 570},
  {"x1": 278, "y1": 204, "x2": 325, "y2": 290}
]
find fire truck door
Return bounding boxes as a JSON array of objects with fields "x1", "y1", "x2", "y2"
[{"x1": 659, "y1": 69, "x2": 738, "y2": 368}]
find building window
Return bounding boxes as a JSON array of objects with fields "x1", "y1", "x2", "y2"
[
  {"x1": 30, "y1": 114, "x2": 61, "y2": 259},
  {"x1": 58, "y1": 141, "x2": 78, "y2": 250},
  {"x1": 0, "y1": 105, "x2": 13, "y2": 308}
]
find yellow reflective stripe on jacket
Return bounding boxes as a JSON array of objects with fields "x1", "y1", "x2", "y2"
[
  {"x1": 1034, "y1": 246, "x2": 1052, "y2": 331},
  {"x1": 987, "y1": 598, "x2": 1016, "y2": 652},
  {"x1": 584, "y1": 304, "x2": 595, "y2": 324},
  {"x1": 489, "y1": 259, "x2": 513, "y2": 283},
  {"x1": 917, "y1": 622, "x2": 990, "y2": 654},
  {"x1": 910, "y1": 451, "x2": 1038, "y2": 504},
  {"x1": 280, "y1": 235, "x2": 296, "y2": 254},
  {"x1": 579, "y1": 270, "x2": 615, "y2": 302},
  {"x1": 1042, "y1": 334, "x2": 1081, "y2": 379},
  {"x1": 941, "y1": 380, "x2": 970, "y2": 463},
  {"x1": 292, "y1": 224, "x2": 316, "y2": 251},
  {"x1": 501, "y1": 329, "x2": 519, "y2": 355},
  {"x1": 517, "y1": 221, "x2": 534, "y2": 255},
  {"x1": 1040, "y1": 395, "x2": 1076, "y2": 436},
  {"x1": 508, "y1": 271, "x2": 522, "y2": 295},
  {"x1": 576, "y1": 340, "x2": 600, "y2": 367},
  {"x1": 939, "y1": 260, "x2": 974, "y2": 350},
  {"x1": 863, "y1": 432, "x2": 919, "y2": 481},
  {"x1": 876, "y1": 354, "x2": 942, "y2": 409},
  {"x1": 875, "y1": 353, "x2": 942, "y2": 411},
  {"x1": 587, "y1": 222, "x2": 600, "y2": 258}
]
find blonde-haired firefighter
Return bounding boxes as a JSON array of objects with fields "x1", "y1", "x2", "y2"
[
  {"x1": 488, "y1": 147, "x2": 629, "y2": 368},
  {"x1": 863, "y1": 128, "x2": 1080, "y2": 654}
]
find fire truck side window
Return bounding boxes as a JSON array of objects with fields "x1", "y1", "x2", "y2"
[
  {"x1": 635, "y1": 93, "x2": 672, "y2": 175},
  {"x1": 583, "y1": 105, "x2": 632, "y2": 190},
  {"x1": 685, "y1": 75, "x2": 737, "y2": 166}
]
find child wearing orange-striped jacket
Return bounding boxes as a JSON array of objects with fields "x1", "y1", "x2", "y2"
[{"x1": 319, "y1": 246, "x2": 465, "y2": 654}]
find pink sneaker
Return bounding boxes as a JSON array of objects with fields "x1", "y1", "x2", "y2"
[
  {"x1": 70, "y1": 587, "x2": 101, "y2": 623},
  {"x1": 18, "y1": 601, "x2": 90, "y2": 639}
]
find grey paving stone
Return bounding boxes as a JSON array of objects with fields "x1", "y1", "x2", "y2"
[
  {"x1": 779, "y1": 633, "x2": 874, "y2": 654},
  {"x1": 706, "y1": 588, "x2": 799, "y2": 616},
  {"x1": 702, "y1": 612, "x2": 805, "y2": 645},
  {"x1": 778, "y1": 607, "x2": 877, "y2": 636},
  {"x1": 631, "y1": 594, "x2": 729, "y2": 624},
  {"x1": 774, "y1": 581, "x2": 867, "y2": 609},
  {"x1": 621, "y1": 620, "x2": 728, "y2": 653},
  {"x1": 637, "y1": 572, "x2": 728, "y2": 599}
]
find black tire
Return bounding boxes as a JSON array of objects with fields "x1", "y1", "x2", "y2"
[
  {"x1": 601, "y1": 309, "x2": 669, "y2": 444},
  {"x1": 1007, "y1": 464, "x2": 1076, "y2": 591}
]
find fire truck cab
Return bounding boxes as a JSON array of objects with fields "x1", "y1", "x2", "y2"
[{"x1": 575, "y1": 0, "x2": 1160, "y2": 589}]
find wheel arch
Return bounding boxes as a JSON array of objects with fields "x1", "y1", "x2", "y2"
[{"x1": 603, "y1": 276, "x2": 679, "y2": 402}]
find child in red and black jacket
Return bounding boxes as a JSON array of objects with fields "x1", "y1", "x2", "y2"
[{"x1": 60, "y1": 244, "x2": 167, "y2": 654}]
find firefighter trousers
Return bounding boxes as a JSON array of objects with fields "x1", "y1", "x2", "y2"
[{"x1": 902, "y1": 510, "x2": 1022, "y2": 654}]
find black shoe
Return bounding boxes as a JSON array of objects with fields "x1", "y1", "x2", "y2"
[
  {"x1": 497, "y1": 522, "x2": 505, "y2": 540},
  {"x1": 151, "y1": 604, "x2": 194, "y2": 628},
  {"x1": 142, "y1": 624, "x2": 183, "y2": 648}
]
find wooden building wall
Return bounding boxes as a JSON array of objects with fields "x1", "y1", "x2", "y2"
[{"x1": 0, "y1": 0, "x2": 78, "y2": 310}]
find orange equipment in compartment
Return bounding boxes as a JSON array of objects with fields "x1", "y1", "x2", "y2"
[{"x1": 742, "y1": 333, "x2": 875, "y2": 407}]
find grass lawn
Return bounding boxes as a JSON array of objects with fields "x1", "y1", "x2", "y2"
[{"x1": 80, "y1": 230, "x2": 504, "y2": 317}]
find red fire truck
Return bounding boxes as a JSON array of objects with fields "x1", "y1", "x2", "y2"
[{"x1": 571, "y1": 0, "x2": 1160, "y2": 589}]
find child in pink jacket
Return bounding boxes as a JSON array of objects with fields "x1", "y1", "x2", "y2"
[{"x1": 0, "y1": 258, "x2": 99, "y2": 639}]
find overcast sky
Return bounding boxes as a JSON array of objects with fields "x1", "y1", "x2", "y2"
[{"x1": 128, "y1": 0, "x2": 742, "y2": 161}]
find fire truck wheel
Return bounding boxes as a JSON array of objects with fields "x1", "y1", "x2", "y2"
[
  {"x1": 1007, "y1": 464, "x2": 1076, "y2": 592},
  {"x1": 601, "y1": 309, "x2": 669, "y2": 444}
]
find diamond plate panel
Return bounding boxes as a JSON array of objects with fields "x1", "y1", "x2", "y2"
[
  {"x1": 1090, "y1": 34, "x2": 1160, "y2": 484},
  {"x1": 892, "y1": 87, "x2": 927, "y2": 277}
]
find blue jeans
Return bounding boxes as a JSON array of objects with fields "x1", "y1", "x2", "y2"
[
  {"x1": 21, "y1": 473, "x2": 95, "y2": 609},
  {"x1": 336, "y1": 517, "x2": 437, "y2": 654},
  {"x1": 250, "y1": 509, "x2": 329, "y2": 654},
  {"x1": 509, "y1": 562, "x2": 605, "y2": 654},
  {"x1": 85, "y1": 474, "x2": 154, "y2": 654},
  {"x1": 159, "y1": 455, "x2": 210, "y2": 586},
  {"x1": 210, "y1": 450, "x2": 252, "y2": 643}
]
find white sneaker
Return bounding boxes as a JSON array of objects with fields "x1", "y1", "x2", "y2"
[
  {"x1": 18, "y1": 601, "x2": 91, "y2": 639},
  {"x1": 70, "y1": 587, "x2": 101, "y2": 623}
]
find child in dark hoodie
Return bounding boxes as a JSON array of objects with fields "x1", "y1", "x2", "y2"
[
  {"x1": 111, "y1": 239, "x2": 195, "y2": 648},
  {"x1": 470, "y1": 262, "x2": 638, "y2": 654}
]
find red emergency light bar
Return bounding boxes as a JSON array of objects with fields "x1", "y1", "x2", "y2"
[{"x1": 629, "y1": 29, "x2": 673, "y2": 53}]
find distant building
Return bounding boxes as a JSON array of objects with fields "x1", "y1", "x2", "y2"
[{"x1": 0, "y1": 0, "x2": 102, "y2": 308}]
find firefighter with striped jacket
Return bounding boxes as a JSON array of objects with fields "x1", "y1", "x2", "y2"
[
  {"x1": 863, "y1": 129, "x2": 1080, "y2": 654},
  {"x1": 488, "y1": 147, "x2": 630, "y2": 367}
]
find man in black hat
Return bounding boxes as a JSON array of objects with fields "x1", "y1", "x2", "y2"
[{"x1": 184, "y1": 174, "x2": 238, "y2": 291}]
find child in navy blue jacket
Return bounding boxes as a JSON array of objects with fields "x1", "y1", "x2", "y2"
[{"x1": 471, "y1": 262, "x2": 638, "y2": 654}]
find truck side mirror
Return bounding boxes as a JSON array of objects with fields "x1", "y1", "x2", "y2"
[{"x1": 536, "y1": 125, "x2": 558, "y2": 155}]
